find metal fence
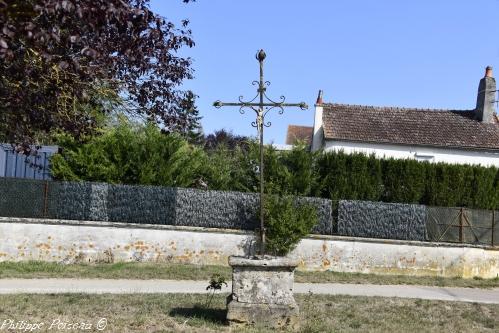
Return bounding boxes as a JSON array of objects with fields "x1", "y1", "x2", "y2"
[
  {"x1": 0, "y1": 144, "x2": 57, "y2": 180},
  {"x1": 427, "y1": 207, "x2": 497, "y2": 246},
  {"x1": 337, "y1": 200, "x2": 427, "y2": 241},
  {"x1": 337, "y1": 200, "x2": 497, "y2": 246},
  {"x1": 1, "y1": 177, "x2": 497, "y2": 246},
  {"x1": 0, "y1": 178, "x2": 333, "y2": 235}
]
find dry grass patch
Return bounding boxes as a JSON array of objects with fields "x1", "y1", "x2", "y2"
[
  {"x1": 295, "y1": 270, "x2": 499, "y2": 289},
  {"x1": 0, "y1": 293, "x2": 497, "y2": 332},
  {"x1": 0, "y1": 261, "x2": 231, "y2": 280}
]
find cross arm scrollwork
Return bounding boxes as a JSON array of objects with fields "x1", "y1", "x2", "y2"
[{"x1": 212, "y1": 49, "x2": 308, "y2": 256}]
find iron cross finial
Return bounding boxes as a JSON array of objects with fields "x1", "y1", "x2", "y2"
[{"x1": 213, "y1": 50, "x2": 308, "y2": 256}]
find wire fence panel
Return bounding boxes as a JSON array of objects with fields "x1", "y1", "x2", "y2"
[
  {"x1": 426, "y1": 207, "x2": 460, "y2": 243},
  {"x1": 0, "y1": 177, "x2": 47, "y2": 218},
  {"x1": 174, "y1": 188, "x2": 258, "y2": 230},
  {"x1": 467, "y1": 209, "x2": 494, "y2": 245},
  {"x1": 0, "y1": 178, "x2": 332, "y2": 234},
  {"x1": 337, "y1": 200, "x2": 427, "y2": 241},
  {"x1": 0, "y1": 177, "x2": 495, "y2": 244},
  {"x1": 427, "y1": 207, "x2": 496, "y2": 246},
  {"x1": 47, "y1": 181, "x2": 94, "y2": 221},
  {"x1": 300, "y1": 197, "x2": 334, "y2": 235},
  {"x1": 107, "y1": 184, "x2": 176, "y2": 225}
]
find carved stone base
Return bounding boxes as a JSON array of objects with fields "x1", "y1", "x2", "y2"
[{"x1": 226, "y1": 256, "x2": 300, "y2": 330}]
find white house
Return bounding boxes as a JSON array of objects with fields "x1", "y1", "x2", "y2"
[{"x1": 308, "y1": 66, "x2": 499, "y2": 167}]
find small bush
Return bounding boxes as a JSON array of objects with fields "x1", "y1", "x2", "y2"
[{"x1": 264, "y1": 195, "x2": 318, "y2": 256}]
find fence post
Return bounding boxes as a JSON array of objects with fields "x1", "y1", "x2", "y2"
[
  {"x1": 43, "y1": 181, "x2": 49, "y2": 218},
  {"x1": 492, "y1": 210, "x2": 495, "y2": 247},
  {"x1": 459, "y1": 208, "x2": 464, "y2": 243}
]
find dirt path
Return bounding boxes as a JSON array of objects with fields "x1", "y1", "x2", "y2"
[{"x1": 1, "y1": 279, "x2": 498, "y2": 304}]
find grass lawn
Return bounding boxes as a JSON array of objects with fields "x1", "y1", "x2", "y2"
[
  {"x1": 0, "y1": 293, "x2": 497, "y2": 332},
  {"x1": 0, "y1": 261, "x2": 498, "y2": 289}
]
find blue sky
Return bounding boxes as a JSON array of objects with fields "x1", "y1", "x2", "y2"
[{"x1": 151, "y1": 0, "x2": 499, "y2": 143}]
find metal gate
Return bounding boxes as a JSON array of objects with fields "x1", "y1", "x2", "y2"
[{"x1": 427, "y1": 207, "x2": 497, "y2": 246}]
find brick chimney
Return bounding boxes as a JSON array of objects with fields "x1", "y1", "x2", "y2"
[
  {"x1": 316, "y1": 89, "x2": 324, "y2": 105},
  {"x1": 475, "y1": 66, "x2": 497, "y2": 123}
]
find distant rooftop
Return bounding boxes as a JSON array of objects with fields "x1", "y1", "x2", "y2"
[
  {"x1": 321, "y1": 103, "x2": 499, "y2": 150},
  {"x1": 285, "y1": 125, "x2": 313, "y2": 146}
]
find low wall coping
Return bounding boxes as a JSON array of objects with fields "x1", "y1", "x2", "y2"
[
  {"x1": 306, "y1": 234, "x2": 499, "y2": 251},
  {"x1": 1, "y1": 216, "x2": 497, "y2": 251},
  {"x1": 229, "y1": 255, "x2": 299, "y2": 268},
  {"x1": 0, "y1": 216, "x2": 250, "y2": 235}
]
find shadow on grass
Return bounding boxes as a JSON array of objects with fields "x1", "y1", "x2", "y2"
[{"x1": 169, "y1": 305, "x2": 227, "y2": 325}]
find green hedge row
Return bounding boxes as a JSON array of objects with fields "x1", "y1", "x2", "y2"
[
  {"x1": 51, "y1": 121, "x2": 499, "y2": 210},
  {"x1": 315, "y1": 152, "x2": 499, "y2": 210}
]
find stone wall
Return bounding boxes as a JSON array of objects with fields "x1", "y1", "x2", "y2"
[{"x1": 1, "y1": 217, "x2": 497, "y2": 279}]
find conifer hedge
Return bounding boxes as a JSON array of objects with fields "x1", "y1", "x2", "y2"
[{"x1": 315, "y1": 151, "x2": 499, "y2": 210}]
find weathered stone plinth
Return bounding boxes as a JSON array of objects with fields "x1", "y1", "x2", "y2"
[{"x1": 226, "y1": 255, "x2": 300, "y2": 330}]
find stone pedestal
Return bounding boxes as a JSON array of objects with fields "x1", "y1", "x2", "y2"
[{"x1": 226, "y1": 256, "x2": 300, "y2": 330}]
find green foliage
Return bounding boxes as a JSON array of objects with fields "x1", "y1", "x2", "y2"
[
  {"x1": 316, "y1": 152, "x2": 383, "y2": 202},
  {"x1": 52, "y1": 121, "x2": 499, "y2": 210},
  {"x1": 1, "y1": 0, "x2": 196, "y2": 145},
  {"x1": 380, "y1": 158, "x2": 426, "y2": 203},
  {"x1": 316, "y1": 151, "x2": 499, "y2": 210},
  {"x1": 262, "y1": 143, "x2": 320, "y2": 197},
  {"x1": 206, "y1": 274, "x2": 228, "y2": 292},
  {"x1": 205, "y1": 273, "x2": 228, "y2": 308},
  {"x1": 51, "y1": 120, "x2": 207, "y2": 188},
  {"x1": 178, "y1": 91, "x2": 204, "y2": 145},
  {"x1": 263, "y1": 195, "x2": 318, "y2": 256},
  {"x1": 204, "y1": 144, "x2": 255, "y2": 192}
]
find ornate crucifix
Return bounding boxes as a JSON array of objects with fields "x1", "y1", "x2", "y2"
[{"x1": 214, "y1": 50, "x2": 308, "y2": 255}]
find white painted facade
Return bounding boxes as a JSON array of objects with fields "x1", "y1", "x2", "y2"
[
  {"x1": 312, "y1": 105, "x2": 499, "y2": 167},
  {"x1": 311, "y1": 103, "x2": 324, "y2": 152},
  {"x1": 324, "y1": 140, "x2": 499, "y2": 167},
  {"x1": 271, "y1": 143, "x2": 293, "y2": 151}
]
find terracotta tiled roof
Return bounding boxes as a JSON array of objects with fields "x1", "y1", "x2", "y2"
[
  {"x1": 286, "y1": 125, "x2": 313, "y2": 145},
  {"x1": 322, "y1": 103, "x2": 499, "y2": 150}
]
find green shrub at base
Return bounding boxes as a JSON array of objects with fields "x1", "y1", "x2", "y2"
[{"x1": 263, "y1": 195, "x2": 318, "y2": 256}]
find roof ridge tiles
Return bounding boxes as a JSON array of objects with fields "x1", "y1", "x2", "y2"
[{"x1": 322, "y1": 102, "x2": 473, "y2": 113}]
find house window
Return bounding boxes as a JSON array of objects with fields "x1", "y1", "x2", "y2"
[{"x1": 414, "y1": 153, "x2": 434, "y2": 162}]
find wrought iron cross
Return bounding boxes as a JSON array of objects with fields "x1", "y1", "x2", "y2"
[{"x1": 214, "y1": 49, "x2": 308, "y2": 256}]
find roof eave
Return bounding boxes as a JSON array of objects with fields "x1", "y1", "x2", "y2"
[{"x1": 323, "y1": 137, "x2": 499, "y2": 153}]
